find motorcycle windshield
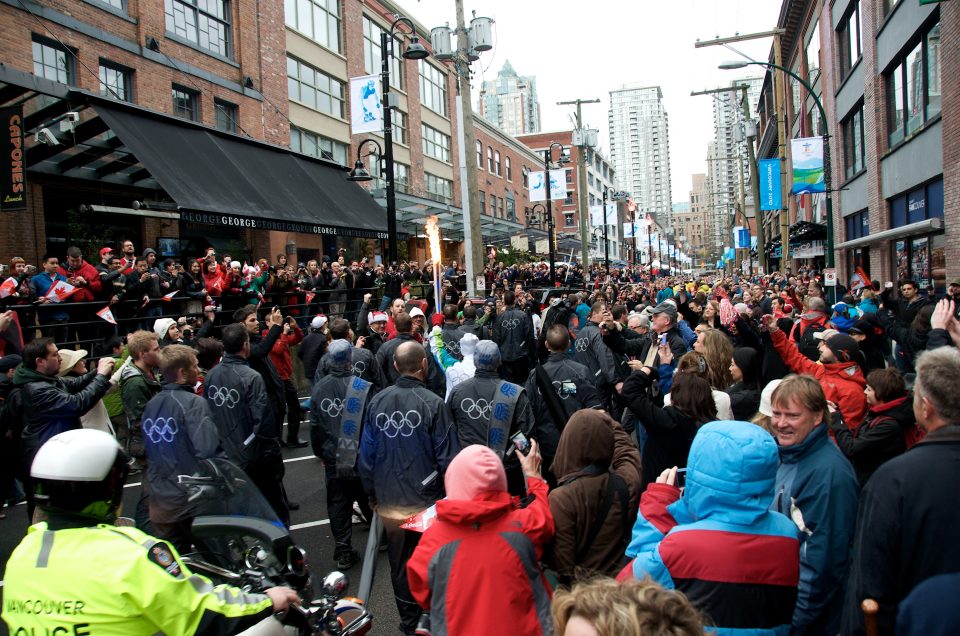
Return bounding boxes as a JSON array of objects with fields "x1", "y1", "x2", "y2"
[{"x1": 178, "y1": 458, "x2": 284, "y2": 528}]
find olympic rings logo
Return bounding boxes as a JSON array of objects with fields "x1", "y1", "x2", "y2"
[
  {"x1": 500, "y1": 318, "x2": 521, "y2": 330},
  {"x1": 353, "y1": 360, "x2": 367, "y2": 377},
  {"x1": 207, "y1": 385, "x2": 240, "y2": 408},
  {"x1": 445, "y1": 339, "x2": 461, "y2": 355},
  {"x1": 143, "y1": 417, "x2": 179, "y2": 443},
  {"x1": 552, "y1": 380, "x2": 571, "y2": 400},
  {"x1": 460, "y1": 398, "x2": 492, "y2": 420},
  {"x1": 574, "y1": 338, "x2": 590, "y2": 353},
  {"x1": 320, "y1": 398, "x2": 344, "y2": 417},
  {"x1": 374, "y1": 410, "x2": 422, "y2": 438}
]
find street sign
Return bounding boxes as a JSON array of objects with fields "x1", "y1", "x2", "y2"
[
  {"x1": 475, "y1": 276, "x2": 486, "y2": 292},
  {"x1": 824, "y1": 268, "x2": 837, "y2": 287}
]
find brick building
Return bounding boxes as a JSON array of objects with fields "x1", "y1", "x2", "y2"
[
  {"x1": 755, "y1": 0, "x2": 957, "y2": 290},
  {"x1": 0, "y1": 0, "x2": 391, "y2": 268}
]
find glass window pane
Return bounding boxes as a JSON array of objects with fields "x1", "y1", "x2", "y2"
[
  {"x1": 926, "y1": 23, "x2": 941, "y2": 118},
  {"x1": 906, "y1": 41, "x2": 923, "y2": 131},
  {"x1": 888, "y1": 64, "x2": 904, "y2": 146}
]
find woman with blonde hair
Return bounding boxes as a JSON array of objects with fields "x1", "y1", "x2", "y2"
[
  {"x1": 663, "y1": 351, "x2": 733, "y2": 420},
  {"x1": 552, "y1": 578, "x2": 704, "y2": 636},
  {"x1": 693, "y1": 329, "x2": 733, "y2": 390}
]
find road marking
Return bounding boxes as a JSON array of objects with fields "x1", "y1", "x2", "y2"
[
  {"x1": 284, "y1": 455, "x2": 316, "y2": 464},
  {"x1": 289, "y1": 519, "x2": 331, "y2": 531}
]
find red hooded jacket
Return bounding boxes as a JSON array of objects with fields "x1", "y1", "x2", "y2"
[{"x1": 58, "y1": 260, "x2": 102, "y2": 303}]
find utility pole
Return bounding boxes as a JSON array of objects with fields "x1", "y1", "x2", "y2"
[
  {"x1": 773, "y1": 34, "x2": 790, "y2": 274},
  {"x1": 454, "y1": 0, "x2": 483, "y2": 295},
  {"x1": 558, "y1": 98, "x2": 600, "y2": 275},
  {"x1": 741, "y1": 84, "x2": 766, "y2": 273}
]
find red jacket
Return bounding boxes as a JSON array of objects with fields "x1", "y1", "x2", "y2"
[
  {"x1": 58, "y1": 260, "x2": 102, "y2": 303},
  {"x1": 406, "y1": 477, "x2": 555, "y2": 636},
  {"x1": 771, "y1": 329, "x2": 867, "y2": 428},
  {"x1": 265, "y1": 324, "x2": 303, "y2": 381}
]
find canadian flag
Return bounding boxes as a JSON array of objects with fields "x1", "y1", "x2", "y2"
[
  {"x1": 96, "y1": 305, "x2": 117, "y2": 325},
  {"x1": 305, "y1": 292, "x2": 315, "y2": 305},
  {"x1": 0, "y1": 277, "x2": 17, "y2": 299},
  {"x1": 400, "y1": 504, "x2": 439, "y2": 533},
  {"x1": 161, "y1": 290, "x2": 179, "y2": 301},
  {"x1": 45, "y1": 280, "x2": 78, "y2": 303}
]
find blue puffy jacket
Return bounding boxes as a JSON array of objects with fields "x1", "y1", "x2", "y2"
[
  {"x1": 773, "y1": 423, "x2": 858, "y2": 635},
  {"x1": 620, "y1": 421, "x2": 800, "y2": 636}
]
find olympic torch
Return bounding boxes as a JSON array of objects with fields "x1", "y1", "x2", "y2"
[{"x1": 425, "y1": 215, "x2": 442, "y2": 315}]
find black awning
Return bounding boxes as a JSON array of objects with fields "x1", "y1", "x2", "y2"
[{"x1": 94, "y1": 102, "x2": 387, "y2": 239}]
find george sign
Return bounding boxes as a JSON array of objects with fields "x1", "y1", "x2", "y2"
[
  {"x1": 824, "y1": 268, "x2": 837, "y2": 287},
  {"x1": 790, "y1": 137, "x2": 825, "y2": 195},
  {"x1": 528, "y1": 169, "x2": 567, "y2": 202},
  {"x1": 758, "y1": 158, "x2": 782, "y2": 211},
  {"x1": 349, "y1": 75, "x2": 384, "y2": 135},
  {"x1": 1, "y1": 106, "x2": 26, "y2": 212},
  {"x1": 180, "y1": 210, "x2": 388, "y2": 240}
]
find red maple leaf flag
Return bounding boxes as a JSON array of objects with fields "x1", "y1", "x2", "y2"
[
  {"x1": 305, "y1": 292, "x2": 315, "y2": 305},
  {"x1": 0, "y1": 277, "x2": 17, "y2": 299},
  {"x1": 45, "y1": 280, "x2": 78, "y2": 303},
  {"x1": 96, "y1": 305, "x2": 117, "y2": 325},
  {"x1": 161, "y1": 290, "x2": 179, "y2": 301}
]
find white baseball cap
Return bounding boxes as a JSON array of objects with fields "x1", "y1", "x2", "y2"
[{"x1": 409, "y1": 307, "x2": 425, "y2": 319}]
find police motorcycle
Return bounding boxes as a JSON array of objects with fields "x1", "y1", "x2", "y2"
[{"x1": 175, "y1": 458, "x2": 372, "y2": 636}]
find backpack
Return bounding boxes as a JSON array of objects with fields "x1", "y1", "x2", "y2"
[{"x1": 903, "y1": 422, "x2": 927, "y2": 450}]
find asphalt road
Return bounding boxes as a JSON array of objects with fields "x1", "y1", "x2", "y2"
[{"x1": 0, "y1": 422, "x2": 403, "y2": 636}]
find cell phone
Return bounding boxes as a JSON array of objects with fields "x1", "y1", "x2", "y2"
[
  {"x1": 885, "y1": 282, "x2": 894, "y2": 289},
  {"x1": 510, "y1": 431, "x2": 531, "y2": 455},
  {"x1": 676, "y1": 468, "x2": 687, "y2": 488},
  {"x1": 659, "y1": 333, "x2": 668, "y2": 346}
]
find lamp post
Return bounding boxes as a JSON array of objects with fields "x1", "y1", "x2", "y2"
[
  {"x1": 347, "y1": 139, "x2": 384, "y2": 181},
  {"x1": 525, "y1": 203, "x2": 555, "y2": 285},
  {"x1": 645, "y1": 214, "x2": 654, "y2": 276},
  {"x1": 542, "y1": 142, "x2": 570, "y2": 286},
  {"x1": 720, "y1": 60, "x2": 835, "y2": 302},
  {"x1": 374, "y1": 17, "x2": 429, "y2": 267},
  {"x1": 600, "y1": 188, "x2": 626, "y2": 276}
]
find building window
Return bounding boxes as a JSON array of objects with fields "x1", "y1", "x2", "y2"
[
  {"x1": 164, "y1": 0, "x2": 231, "y2": 58},
  {"x1": 420, "y1": 63, "x2": 448, "y2": 117},
  {"x1": 362, "y1": 17, "x2": 402, "y2": 90},
  {"x1": 844, "y1": 209, "x2": 869, "y2": 240},
  {"x1": 564, "y1": 191, "x2": 574, "y2": 205},
  {"x1": 506, "y1": 196, "x2": 515, "y2": 221},
  {"x1": 394, "y1": 162, "x2": 410, "y2": 193},
  {"x1": 214, "y1": 99, "x2": 238, "y2": 133},
  {"x1": 805, "y1": 22, "x2": 820, "y2": 83},
  {"x1": 476, "y1": 140, "x2": 483, "y2": 170},
  {"x1": 505, "y1": 156, "x2": 512, "y2": 181},
  {"x1": 287, "y1": 56, "x2": 345, "y2": 118},
  {"x1": 837, "y1": 0, "x2": 861, "y2": 79},
  {"x1": 494, "y1": 151, "x2": 502, "y2": 176},
  {"x1": 425, "y1": 172, "x2": 453, "y2": 203},
  {"x1": 884, "y1": 0, "x2": 901, "y2": 16},
  {"x1": 479, "y1": 190, "x2": 486, "y2": 214},
  {"x1": 498, "y1": 197, "x2": 505, "y2": 219},
  {"x1": 885, "y1": 20, "x2": 941, "y2": 148},
  {"x1": 95, "y1": 0, "x2": 126, "y2": 10},
  {"x1": 564, "y1": 212, "x2": 575, "y2": 227},
  {"x1": 98, "y1": 61, "x2": 130, "y2": 101},
  {"x1": 172, "y1": 85, "x2": 199, "y2": 121},
  {"x1": 289, "y1": 126, "x2": 348, "y2": 165},
  {"x1": 32, "y1": 37, "x2": 72, "y2": 85},
  {"x1": 522, "y1": 166, "x2": 529, "y2": 188},
  {"x1": 392, "y1": 110, "x2": 408, "y2": 145},
  {"x1": 565, "y1": 169, "x2": 573, "y2": 184},
  {"x1": 489, "y1": 194, "x2": 497, "y2": 216},
  {"x1": 842, "y1": 103, "x2": 865, "y2": 179},
  {"x1": 421, "y1": 124, "x2": 451, "y2": 162},
  {"x1": 487, "y1": 147, "x2": 494, "y2": 172},
  {"x1": 285, "y1": 0, "x2": 341, "y2": 53}
]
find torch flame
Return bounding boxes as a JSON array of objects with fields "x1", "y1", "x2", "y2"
[{"x1": 425, "y1": 215, "x2": 442, "y2": 266}]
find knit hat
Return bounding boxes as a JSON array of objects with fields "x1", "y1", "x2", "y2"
[
  {"x1": 474, "y1": 340, "x2": 501, "y2": 371},
  {"x1": 326, "y1": 339, "x2": 353, "y2": 373},
  {"x1": 459, "y1": 333, "x2": 479, "y2": 358},
  {"x1": 444, "y1": 445, "x2": 507, "y2": 500},
  {"x1": 311, "y1": 315, "x2": 327, "y2": 330},
  {"x1": 368, "y1": 311, "x2": 388, "y2": 324},
  {"x1": 153, "y1": 318, "x2": 176, "y2": 340},
  {"x1": 758, "y1": 379, "x2": 783, "y2": 417},
  {"x1": 57, "y1": 349, "x2": 88, "y2": 376}
]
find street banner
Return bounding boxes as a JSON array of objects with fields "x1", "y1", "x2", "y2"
[
  {"x1": 161, "y1": 290, "x2": 178, "y2": 301},
  {"x1": 529, "y1": 170, "x2": 567, "y2": 202},
  {"x1": 349, "y1": 75, "x2": 384, "y2": 135},
  {"x1": 45, "y1": 280, "x2": 77, "y2": 303},
  {"x1": 96, "y1": 305, "x2": 117, "y2": 325},
  {"x1": 790, "y1": 137, "x2": 825, "y2": 195},
  {"x1": 0, "y1": 277, "x2": 16, "y2": 298},
  {"x1": 759, "y1": 158, "x2": 782, "y2": 210},
  {"x1": 736, "y1": 228, "x2": 751, "y2": 249},
  {"x1": 622, "y1": 223, "x2": 638, "y2": 239},
  {"x1": 1, "y1": 106, "x2": 26, "y2": 212},
  {"x1": 589, "y1": 203, "x2": 617, "y2": 227}
]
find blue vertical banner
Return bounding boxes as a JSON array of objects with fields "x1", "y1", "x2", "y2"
[
  {"x1": 738, "y1": 228, "x2": 751, "y2": 249},
  {"x1": 758, "y1": 158, "x2": 782, "y2": 211}
]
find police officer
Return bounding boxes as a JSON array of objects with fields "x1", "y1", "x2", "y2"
[
  {"x1": 204, "y1": 324, "x2": 289, "y2": 527},
  {"x1": 358, "y1": 341, "x2": 459, "y2": 635},
  {"x1": 447, "y1": 341, "x2": 534, "y2": 496},
  {"x1": 493, "y1": 291, "x2": 535, "y2": 384},
  {"x1": 310, "y1": 340, "x2": 373, "y2": 570},
  {"x1": 316, "y1": 318, "x2": 385, "y2": 393},
  {"x1": 142, "y1": 344, "x2": 222, "y2": 552},
  {"x1": 525, "y1": 324, "x2": 603, "y2": 485},
  {"x1": 2, "y1": 428, "x2": 298, "y2": 636}
]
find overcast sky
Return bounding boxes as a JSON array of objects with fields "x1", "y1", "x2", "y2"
[{"x1": 405, "y1": 0, "x2": 782, "y2": 202}]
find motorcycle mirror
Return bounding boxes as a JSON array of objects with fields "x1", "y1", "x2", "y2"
[
  {"x1": 321, "y1": 571, "x2": 349, "y2": 599},
  {"x1": 287, "y1": 545, "x2": 307, "y2": 575}
]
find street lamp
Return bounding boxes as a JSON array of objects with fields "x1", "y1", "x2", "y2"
[
  {"x1": 645, "y1": 214, "x2": 654, "y2": 276},
  {"x1": 720, "y1": 60, "x2": 835, "y2": 301},
  {"x1": 347, "y1": 139, "x2": 383, "y2": 182},
  {"x1": 377, "y1": 16, "x2": 430, "y2": 267},
  {"x1": 600, "y1": 188, "x2": 626, "y2": 275},
  {"x1": 525, "y1": 203, "x2": 555, "y2": 285},
  {"x1": 541, "y1": 142, "x2": 570, "y2": 286}
]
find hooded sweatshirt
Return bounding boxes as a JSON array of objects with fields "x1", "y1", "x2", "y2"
[
  {"x1": 547, "y1": 410, "x2": 641, "y2": 582},
  {"x1": 620, "y1": 421, "x2": 801, "y2": 636},
  {"x1": 406, "y1": 446, "x2": 555, "y2": 636}
]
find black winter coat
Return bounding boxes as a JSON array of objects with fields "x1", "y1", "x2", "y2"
[{"x1": 828, "y1": 395, "x2": 915, "y2": 486}]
